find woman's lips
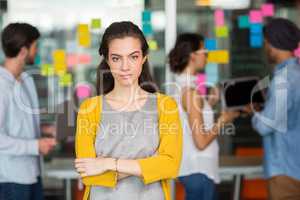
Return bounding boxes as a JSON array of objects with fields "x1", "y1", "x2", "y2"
[{"x1": 119, "y1": 74, "x2": 132, "y2": 79}]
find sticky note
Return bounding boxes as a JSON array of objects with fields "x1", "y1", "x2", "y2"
[
  {"x1": 91, "y1": 18, "x2": 101, "y2": 29},
  {"x1": 250, "y1": 10, "x2": 263, "y2": 23},
  {"x1": 207, "y1": 50, "x2": 229, "y2": 64},
  {"x1": 148, "y1": 39, "x2": 158, "y2": 51},
  {"x1": 250, "y1": 34, "x2": 263, "y2": 48},
  {"x1": 76, "y1": 84, "x2": 92, "y2": 99},
  {"x1": 293, "y1": 47, "x2": 300, "y2": 58},
  {"x1": 214, "y1": 9, "x2": 225, "y2": 27},
  {"x1": 59, "y1": 73, "x2": 73, "y2": 87},
  {"x1": 77, "y1": 24, "x2": 91, "y2": 48},
  {"x1": 215, "y1": 26, "x2": 228, "y2": 38},
  {"x1": 196, "y1": 0, "x2": 210, "y2": 6},
  {"x1": 142, "y1": 23, "x2": 153, "y2": 36},
  {"x1": 238, "y1": 15, "x2": 250, "y2": 29},
  {"x1": 205, "y1": 63, "x2": 219, "y2": 84},
  {"x1": 53, "y1": 50, "x2": 67, "y2": 75},
  {"x1": 41, "y1": 64, "x2": 54, "y2": 76},
  {"x1": 34, "y1": 54, "x2": 41, "y2": 65},
  {"x1": 79, "y1": 54, "x2": 92, "y2": 65},
  {"x1": 67, "y1": 54, "x2": 79, "y2": 67},
  {"x1": 261, "y1": 3, "x2": 274, "y2": 17},
  {"x1": 195, "y1": 73, "x2": 207, "y2": 95},
  {"x1": 142, "y1": 10, "x2": 151, "y2": 22},
  {"x1": 204, "y1": 39, "x2": 217, "y2": 50},
  {"x1": 250, "y1": 23, "x2": 263, "y2": 34}
]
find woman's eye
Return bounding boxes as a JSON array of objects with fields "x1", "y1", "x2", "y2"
[
  {"x1": 112, "y1": 57, "x2": 119, "y2": 62},
  {"x1": 131, "y1": 55, "x2": 139, "y2": 60}
]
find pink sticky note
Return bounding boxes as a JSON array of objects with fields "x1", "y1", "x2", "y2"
[
  {"x1": 195, "y1": 74, "x2": 207, "y2": 95},
  {"x1": 76, "y1": 84, "x2": 92, "y2": 99},
  {"x1": 214, "y1": 9, "x2": 224, "y2": 27},
  {"x1": 67, "y1": 54, "x2": 79, "y2": 67},
  {"x1": 294, "y1": 47, "x2": 300, "y2": 58},
  {"x1": 79, "y1": 54, "x2": 92, "y2": 65},
  {"x1": 261, "y1": 3, "x2": 274, "y2": 17},
  {"x1": 250, "y1": 10, "x2": 263, "y2": 23}
]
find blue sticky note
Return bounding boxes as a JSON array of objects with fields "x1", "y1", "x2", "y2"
[
  {"x1": 205, "y1": 63, "x2": 219, "y2": 84},
  {"x1": 142, "y1": 10, "x2": 151, "y2": 22},
  {"x1": 142, "y1": 23, "x2": 153, "y2": 36},
  {"x1": 204, "y1": 39, "x2": 217, "y2": 51},
  {"x1": 238, "y1": 15, "x2": 250, "y2": 28},
  {"x1": 250, "y1": 34, "x2": 263, "y2": 48},
  {"x1": 250, "y1": 23, "x2": 262, "y2": 34}
]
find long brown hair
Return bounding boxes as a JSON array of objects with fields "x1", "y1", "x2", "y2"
[{"x1": 96, "y1": 21, "x2": 157, "y2": 95}]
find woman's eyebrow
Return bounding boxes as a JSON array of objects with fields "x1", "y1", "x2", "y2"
[{"x1": 110, "y1": 51, "x2": 141, "y2": 57}]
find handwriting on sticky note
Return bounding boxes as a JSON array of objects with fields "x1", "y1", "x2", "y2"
[
  {"x1": 207, "y1": 50, "x2": 229, "y2": 64},
  {"x1": 76, "y1": 84, "x2": 92, "y2": 99},
  {"x1": 261, "y1": 3, "x2": 274, "y2": 17},
  {"x1": 214, "y1": 9, "x2": 225, "y2": 27},
  {"x1": 77, "y1": 24, "x2": 91, "y2": 48},
  {"x1": 250, "y1": 10, "x2": 263, "y2": 23}
]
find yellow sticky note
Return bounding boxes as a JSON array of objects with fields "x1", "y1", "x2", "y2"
[
  {"x1": 41, "y1": 64, "x2": 54, "y2": 76},
  {"x1": 207, "y1": 50, "x2": 229, "y2": 64},
  {"x1": 91, "y1": 19, "x2": 101, "y2": 29},
  {"x1": 77, "y1": 24, "x2": 91, "y2": 47},
  {"x1": 53, "y1": 50, "x2": 67, "y2": 75},
  {"x1": 148, "y1": 40, "x2": 158, "y2": 51},
  {"x1": 59, "y1": 73, "x2": 73, "y2": 87},
  {"x1": 215, "y1": 26, "x2": 229, "y2": 38},
  {"x1": 196, "y1": 0, "x2": 210, "y2": 6}
]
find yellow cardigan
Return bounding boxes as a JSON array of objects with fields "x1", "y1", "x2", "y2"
[{"x1": 75, "y1": 93, "x2": 183, "y2": 200}]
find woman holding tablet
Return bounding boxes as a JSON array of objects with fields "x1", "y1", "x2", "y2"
[{"x1": 169, "y1": 33, "x2": 239, "y2": 200}]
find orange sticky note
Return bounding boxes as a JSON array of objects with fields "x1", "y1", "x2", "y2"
[
  {"x1": 77, "y1": 24, "x2": 91, "y2": 48},
  {"x1": 53, "y1": 50, "x2": 67, "y2": 75},
  {"x1": 207, "y1": 50, "x2": 229, "y2": 64},
  {"x1": 196, "y1": 0, "x2": 210, "y2": 6}
]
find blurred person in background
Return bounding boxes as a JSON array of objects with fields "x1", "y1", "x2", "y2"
[{"x1": 0, "y1": 23, "x2": 56, "y2": 200}]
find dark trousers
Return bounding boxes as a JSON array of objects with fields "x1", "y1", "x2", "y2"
[
  {"x1": 0, "y1": 177, "x2": 44, "y2": 200},
  {"x1": 179, "y1": 173, "x2": 217, "y2": 200}
]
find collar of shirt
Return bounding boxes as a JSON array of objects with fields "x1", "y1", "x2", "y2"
[
  {"x1": 0, "y1": 66, "x2": 28, "y2": 84},
  {"x1": 274, "y1": 57, "x2": 298, "y2": 73}
]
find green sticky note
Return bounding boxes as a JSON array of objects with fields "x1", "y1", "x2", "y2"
[
  {"x1": 238, "y1": 15, "x2": 250, "y2": 29},
  {"x1": 215, "y1": 26, "x2": 229, "y2": 38},
  {"x1": 41, "y1": 64, "x2": 54, "y2": 76},
  {"x1": 59, "y1": 73, "x2": 73, "y2": 87},
  {"x1": 91, "y1": 18, "x2": 101, "y2": 29},
  {"x1": 148, "y1": 39, "x2": 158, "y2": 51}
]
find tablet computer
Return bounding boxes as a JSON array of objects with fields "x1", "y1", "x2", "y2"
[{"x1": 220, "y1": 76, "x2": 265, "y2": 110}]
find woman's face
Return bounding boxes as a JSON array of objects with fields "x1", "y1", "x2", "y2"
[
  {"x1": 107, "y1": 36, "x2": 146, "y2": 87},
  {"x1": 192, "y1": 41, "x2": 207, "y2": 70}
]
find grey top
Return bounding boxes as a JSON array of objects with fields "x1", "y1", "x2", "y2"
[
  {"x1": 90, "y1": 94, "x2": 165, "y2": 200},
  {"x1": 0, "y1": 67, "x2": 41, "y2": 184}
]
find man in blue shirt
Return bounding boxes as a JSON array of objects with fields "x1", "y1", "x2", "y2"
[
  {"x1": 0, "y1": 23, "x2": 56, "y2": 200},
  {"x1": 246, "y1": 18, "x2": 300, "y2": 200}
]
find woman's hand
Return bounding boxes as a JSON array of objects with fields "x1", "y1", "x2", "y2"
[{"x1": 75, "y1": 157, "x2": 115, "y2": 177}]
